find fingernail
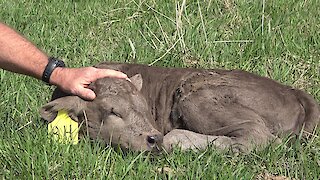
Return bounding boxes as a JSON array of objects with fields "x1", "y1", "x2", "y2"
[{"x1": 126, "y1": 78, "x2": 131, "y2": 82}]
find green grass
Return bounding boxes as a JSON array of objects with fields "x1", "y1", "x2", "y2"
[{"x1": 0, "y1": 0, "x2": 319, "y2": 179}]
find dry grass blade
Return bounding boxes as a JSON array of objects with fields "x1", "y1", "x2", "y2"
[
  {"x1": 197, "y1": 0, "x2": 208, "y2": 44},
  {"x1": 155, "y1": 13, "x2": 169, "y2": 46},
  {"x1": 128, "y1": 38, "x2": 136, "y2": 60},
  {"x1": 16, "y1": 121, "x2": 32, "y2": 131},
  {"x1": 176, "y1": 0, "x2": 187, "y2": 53},
  {"x1": 138, "y1": 30, "x2": 157, "y2": 49},
  {"x1": 149, "y1": 39, "x2": 179, "y2": 66},
  {"x1": 144, "y1": 2, "x2": 176, "y2": 25},
  {"x1": 261, "y1": 0, "x2": 265, "y2": 36},
  {"x1": 211, "y1": 40, "x2": 253, "y2": 43}
]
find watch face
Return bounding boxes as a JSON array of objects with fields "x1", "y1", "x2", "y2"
[
  {"x1": 50, "y1": 57, "x2": 65, "y2": 67},
  {"x1": 57, "y1": 60, "x2": 65, "y2": 67}
]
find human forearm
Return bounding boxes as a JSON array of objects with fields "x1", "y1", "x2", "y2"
[
  {"x1": 0, "y1": 22, "x2": 128, "y2": 100},
  {"x1": 0, "y1": 22, "x2": 48, "y2": 79}
]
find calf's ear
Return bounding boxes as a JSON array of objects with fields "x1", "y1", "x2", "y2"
[
  {"x1": 40, "y1": 96, "x2": 87, "y2": 123},
  {"x1": 129, "y1": 74, "x2": 143, "y2": 91}
]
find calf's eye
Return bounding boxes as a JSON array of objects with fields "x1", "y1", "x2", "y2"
[{"x1": 110, "y1": 108, "x2": 122, "y2": 118}]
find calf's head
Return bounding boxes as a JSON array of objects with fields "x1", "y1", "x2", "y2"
[{"x1": 40, "y1": 74, "x2": 163, "y2": 151}]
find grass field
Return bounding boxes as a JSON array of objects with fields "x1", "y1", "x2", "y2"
[{"x1": 0, "y1": 0, "x2": 319, "y2": 179}]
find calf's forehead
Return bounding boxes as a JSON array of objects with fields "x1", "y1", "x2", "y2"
[
  {"x1": 92, "y1": 78, "x2": 147, "y2": 108},
  {"x1": 93, "y1": 78, "x2": 137, "y2": 95}
]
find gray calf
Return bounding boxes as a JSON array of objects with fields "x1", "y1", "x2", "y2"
[{"x1": 41, "y1": 62, "x2": 319, "y2": 153}]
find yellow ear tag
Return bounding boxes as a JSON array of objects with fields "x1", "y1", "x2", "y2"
[{"x1": 48, "y1": 110, "x2": 79, "y2": 144}]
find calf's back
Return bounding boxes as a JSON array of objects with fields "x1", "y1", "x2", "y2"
[{"x1": 94, "y1": 62, "x2": 319, "y2": 136}]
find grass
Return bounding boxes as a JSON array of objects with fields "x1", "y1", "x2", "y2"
[{"x1": 0, "y1": 0, "x2": 319, "y2": 179}]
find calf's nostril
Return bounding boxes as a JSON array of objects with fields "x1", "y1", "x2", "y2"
[{"x1": 147, "y1": 136, "x2": 156, "y2": 144}]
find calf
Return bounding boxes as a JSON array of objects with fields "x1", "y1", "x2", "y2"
[{"x1": 40, "y1": 62, "x2": 319, "y2": 153}]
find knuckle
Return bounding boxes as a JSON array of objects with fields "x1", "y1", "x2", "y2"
[{"x1": 83, "y1": 67, "x2": 95, "y2": 76}]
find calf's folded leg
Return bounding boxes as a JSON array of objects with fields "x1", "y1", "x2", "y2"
[
  {"x1": 163, "y1": 129, "x2": 233, "y2": 152},
  {"x1": 225, "y1": 121, "x2": 281, "y2": 153},
  {"x1": 163, "y1": 125, "x2": 280, "y2": 153}
]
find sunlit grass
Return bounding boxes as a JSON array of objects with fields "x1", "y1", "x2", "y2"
[{"x1": 0, "y1": 0, "x2": 319, "y2": 179}]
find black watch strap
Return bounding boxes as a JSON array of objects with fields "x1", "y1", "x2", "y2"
[{"x1": 42, "y1": 57, "x2": 65, "y2": 84}]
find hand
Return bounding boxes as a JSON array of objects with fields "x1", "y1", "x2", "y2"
[{"x1": 50, "y1": 67, "x2": 128, "y2": 100}]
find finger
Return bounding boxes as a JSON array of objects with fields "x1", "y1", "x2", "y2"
[
  {"x1": 95, "y1": 68, "x2": 128, "y2": 79},
  {"x1": 78, "y1": 88, "x2": 96, "y2": 100}
]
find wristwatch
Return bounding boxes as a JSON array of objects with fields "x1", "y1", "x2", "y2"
[{"x1": 42, "y1": 57, "x2": 65, "y2": 84}]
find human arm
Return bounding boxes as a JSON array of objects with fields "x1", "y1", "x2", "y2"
[
  {"x1": 0, "y1": 22, "x2": 127, "y2": 100},
  {"x1": 0, "y1": 22, "x2": 49, "y2": 79}
]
